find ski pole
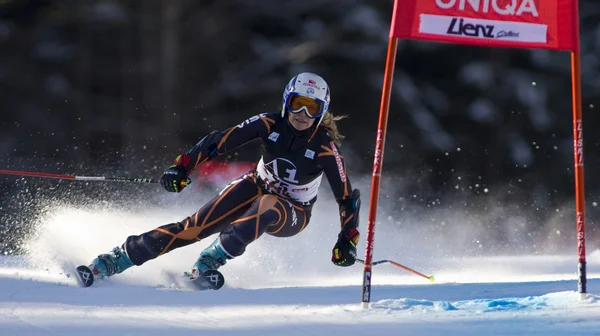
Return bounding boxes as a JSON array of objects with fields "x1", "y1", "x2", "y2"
[
  {"x1": 0, "y1": 169, "x2": 159, "y2": 184},
  {"x1": 356, "y1": 258, "x2": 435, "y2": 283}
]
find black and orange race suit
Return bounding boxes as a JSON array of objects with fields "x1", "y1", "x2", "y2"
[{"x1": 124, "y1": 113, "x2": 359, "y2": 265}]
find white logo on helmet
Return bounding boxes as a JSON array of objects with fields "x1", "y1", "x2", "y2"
[{"x1": 306, "y1": 87, "x2": 315, "y2": 96}]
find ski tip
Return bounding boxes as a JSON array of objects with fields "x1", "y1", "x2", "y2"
[
  {"x1": 190, "y1": 269, "x2": 225, "y2": 291},
  {"x1": 75, "y1": 265, "x2": 94, "y2": 287},
  {"x1": 203, "y1": 269, "x2": 225, "y2": 290}
]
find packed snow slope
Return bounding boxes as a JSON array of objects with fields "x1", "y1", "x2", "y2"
[{"x1": 0, "y1": 196, "x2": 599, "y2": 335}]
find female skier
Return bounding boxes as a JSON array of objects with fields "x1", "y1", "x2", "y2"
[{"x1": 88, "y1": 72, "x2": 361, "y2": 286}]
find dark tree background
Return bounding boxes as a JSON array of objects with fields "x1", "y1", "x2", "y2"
[{"x1": 1, "y1": 0, "x2": 600, "y2": 255}]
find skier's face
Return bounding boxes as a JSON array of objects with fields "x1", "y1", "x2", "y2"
[{"x1": 288, "y1": 110, "x2": 315, "y2": 131}]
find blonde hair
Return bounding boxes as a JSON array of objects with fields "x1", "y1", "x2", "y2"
[{"x1": 320, "y1": 111, "x2": 348, "y2": 146}]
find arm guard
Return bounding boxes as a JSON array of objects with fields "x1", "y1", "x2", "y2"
[
  {"x1": 174, "y1": 114, "x2": 274, "y2": 172},
  {"x1": 339, "y1": 188, "x2": 360, "y2": 232},
  {"x1": 176, "y1": 130, "x2": 223, "y2": 172}
]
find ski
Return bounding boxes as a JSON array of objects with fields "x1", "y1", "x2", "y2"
[{"x1": 75, "y1": 265, "x2": 94, "y2": 287}]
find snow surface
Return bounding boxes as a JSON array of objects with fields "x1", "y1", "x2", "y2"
[{"x1": 1, "y1": 205, "x2": 599, "y2": 335}]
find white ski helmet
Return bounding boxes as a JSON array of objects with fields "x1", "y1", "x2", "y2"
[{"x1": 281, "y1": 72, "x2": 330, "y2": 126}]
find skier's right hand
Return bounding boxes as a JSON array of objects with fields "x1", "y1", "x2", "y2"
[{"x1": 161, "y1": 155, "x2": 191, "y2": 192}]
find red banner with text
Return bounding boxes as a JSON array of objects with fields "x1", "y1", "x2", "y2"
[{"x1": 391, "y1": 0, "x2": 577, "y2": 51}]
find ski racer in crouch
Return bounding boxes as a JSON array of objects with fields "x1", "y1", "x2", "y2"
[{"x1": 87, "y1": 72, "x2": 361, "y2": 287}]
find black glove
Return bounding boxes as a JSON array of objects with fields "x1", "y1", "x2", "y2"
[
  {"x1": 332, "y1": 228, "x2": 359, "y2": 267},
  {"x1": 161, "y1": 164, "x2": 189, "y2": 193}
]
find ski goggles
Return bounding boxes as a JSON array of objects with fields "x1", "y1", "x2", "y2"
[{"x1": 285, "y1": 93, "x2": 325, "y2": 119}]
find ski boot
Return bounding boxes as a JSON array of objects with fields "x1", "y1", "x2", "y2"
[
  {"x1": 89, "y1": 245, "x2": 134, "y2": 278},
  {"x1": 186, "y1": 238, "x2": 231, "y2": 290}
]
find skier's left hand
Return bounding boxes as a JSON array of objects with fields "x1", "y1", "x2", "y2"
[{"x1": 332, "y1": 228, "x2": 359, "y2": 267}]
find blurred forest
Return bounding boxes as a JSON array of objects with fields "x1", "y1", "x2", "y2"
[{"x1": 1, "y1": 0, "x2": 600, "y2": 254}]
